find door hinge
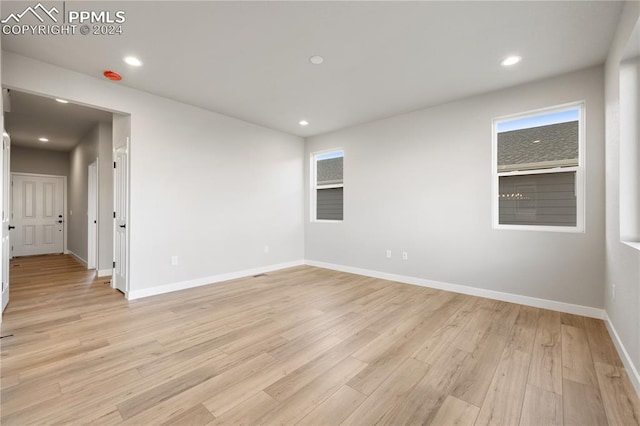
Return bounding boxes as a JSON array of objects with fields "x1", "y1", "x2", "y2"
[
  {"x1": 113, "y1": 211, "x2": 116, "y2": 218},
  {"x1": 113, "y1": 261, "x2": 116, "y2": 268},
  {"x1": 113, "y1": 161, "x2": 116, "y2": 169}
]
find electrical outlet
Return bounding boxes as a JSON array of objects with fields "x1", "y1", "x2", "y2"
[
  {"x1": 386, "y1": 250, "x2": 392, "y2": 259},
  {"x1": 264, "y1": 245, "x2": 269, "y2": 253},
  {"x1": 402, "y1": 251, "x2": 408, "y2": 261},
  {"x1": 612, "y1": 284, "x2": 616, "y2": 301},
  {"x1": 171, "y1": 256, "x2": 178, "y2": 266}
]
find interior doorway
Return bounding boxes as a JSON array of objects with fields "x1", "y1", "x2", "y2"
[{"x1": 1, "y1": 89, "x2": 128, "y2": 319}]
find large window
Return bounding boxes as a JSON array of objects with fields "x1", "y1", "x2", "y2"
[
  {"x1": 493, "y1": 102, "x2": 584, "y2": 232},
  {"x1": 311, "y1": 149, "x2": 343, "y2": 221}
]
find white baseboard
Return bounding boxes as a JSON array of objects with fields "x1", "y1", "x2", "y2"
[
  {"x1": 126, "y1": 260, "x2": 305, "y2": 300},
  {"x1": 304, "y1": 260, "x2": 605, "y2": 319},
  {"x1": 604, "y1": 312, "x2": 640, "y2": 398},
  {"x1": 97, "y1": 269, "x2": 112, "y2": 278},
  {"x1": 66, "y1": 250, "x2": 87, "y2": 267},
  {"x1": 123, "y1": 257, "x2": 604, "y2": 318}
]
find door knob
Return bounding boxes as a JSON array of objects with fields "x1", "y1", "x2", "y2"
[{"x1": 8, "y1": 225, "x2": 15, "y2": 230}]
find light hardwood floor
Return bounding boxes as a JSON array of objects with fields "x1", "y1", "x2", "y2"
[{"x1": 1, "y1": 255, "x2": 639, "y2": 425}]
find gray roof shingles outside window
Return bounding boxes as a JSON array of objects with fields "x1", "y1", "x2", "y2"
[
  {"x1": 498, "y1": 121, "x2": 578, "y2": 169},
  {"x1": 317, "y1": 157, "x2": 343, "y2": 185}
]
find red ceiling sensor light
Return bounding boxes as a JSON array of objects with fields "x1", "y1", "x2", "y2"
[{"x1": 103, "y1": 70, "x2": 122, "y2": 81}]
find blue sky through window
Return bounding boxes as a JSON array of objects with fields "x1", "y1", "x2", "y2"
[
  {"x1": 316, "y1": 150, "x2": 344, "y2": 161},
  {"x1": 497, "y1": 109, "x2": 579, "y2": 133}
]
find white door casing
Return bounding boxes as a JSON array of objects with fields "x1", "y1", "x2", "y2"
[
  {"x1": 1, "y1": 132, "x2": 11, "y2": 314},
  {"x1": 87, "y1": 161, "x2": 98, "y2": 270},
  {"x1": 11, "y1": 174, "x2": 65, "y2": 257},
  {"x1": 113, "y1": 142, "x2": 128, "y2": 294}
]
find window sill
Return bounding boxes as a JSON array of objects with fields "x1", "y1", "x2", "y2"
[
  {"x1": 494, "y1": 224, "x2": 584, "y2": 233},
  {"x1": 311, "y1": 220, "x2": 343, "y2": 224},
  {"x1": 622, "y1": 241, "x2": 640, "y2": 251}
]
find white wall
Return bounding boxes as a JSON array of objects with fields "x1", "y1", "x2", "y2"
[
  {"x1": 68, "y1": 124, "x2": 99, "y2": 262},
  {"x1": 10, "y1": 146, "x2": 69, "y2": 177},
  {"x1": 604, "y1": 1, "x2": 640, "y2": 392},
  {"x1": 97, "y1": 120, "x2": 114, "y2": 273},
  {"x1": 1, "y1": 52, "x2": 305, "y2": 293},
  {"x1": 67, "y1": 121, "x2": 113, "y2": 267},
  {"x1": 305, "y1": 66, "x2": 605, "y2": 310}
]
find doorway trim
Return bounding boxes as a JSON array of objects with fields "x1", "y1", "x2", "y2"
[
  {"x1": 1, "y1": 83, "x2": 132, "y2": 304},
  {"x1": 112, "y1": 137, "x2": 130, "y2": 295},
  {"x1": 10, "y1": 172, "x2": 68, "y2": 257},
  {"x1": 2, "y1": 131, "x2": 11, "y2": 318}
]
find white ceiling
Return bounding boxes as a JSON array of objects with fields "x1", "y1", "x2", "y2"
[
  {"x1": 4, "y1": 90, "x2": 112, "y2": 151},
  {"x1": 1, "y1": 1, "x2": 625, "y2": 137}
]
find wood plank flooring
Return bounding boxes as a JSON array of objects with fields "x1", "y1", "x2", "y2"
[{"x1": 1, "y1": 254, "x2": 639, "y2": 425}]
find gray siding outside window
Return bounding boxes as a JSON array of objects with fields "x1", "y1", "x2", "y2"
[
  {"x1": 499, "y1": 172, "x2": 577, "y2": 226},
  {"x1": 316, "y1": 187, "x2": 344, "y2": 220},
  {"x1": 315, "y1": 153, "x2": 344, "y2": 221}
]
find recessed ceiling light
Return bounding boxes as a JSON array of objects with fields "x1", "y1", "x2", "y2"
[
  {"x1": 124, "y1": 56, "x2": 143, "y2": 67},
  {"x1": 38, "y1": 137, "x2": 49, "y2": 142},
  {"x1": 309, "y1": 55, "x2": 324, "y2": 65},
  {"x1": 299, "y1": 120, "x2": 309, "y2": 126},
  {"x1": 501, "y1": 55, "x2": 522, "y2": 67},
  {"x1": 533, "y1": 140, "x2": 541, "y2": 143},
  {"x1": 55, "y1": 98, "x2": 69, "y2": 104}
]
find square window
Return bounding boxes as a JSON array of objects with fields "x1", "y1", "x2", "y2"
[
  {"x1": 312, "y1": 150, "x2": 343, "y2": 221},
  {"x1": 493, "y1": 103, "x2": 584, "y2": 232}
]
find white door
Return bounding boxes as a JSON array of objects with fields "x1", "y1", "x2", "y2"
[
  {"x1": 87, "y1": 161, "x2": 98, "y2": 269},
  {"x1": 1, "y1": 132, "x2": 11, "y2": 313},
  {"x1": 113, "y1": 143, "x2": 128, "y2": 293},
  {"x1": 11, "y1": 174, "x2": 65, "y2": 256}
]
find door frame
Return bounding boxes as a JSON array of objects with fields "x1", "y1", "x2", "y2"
[
  {"x1": 0, "y1": 84, "x2": 132, "y2": 303},
  {"x1": 87, "y1": 160, "x2": 99, "y2": 270},
  {"x1": 1, "y1": 131, "x2": 11, "y2": 318},
  {"x1": 112, "y1": 137, "x2": 130, "y2": 294},
  {"x1": 10, "y1": 172, "x2": 68, "y2": 257}
]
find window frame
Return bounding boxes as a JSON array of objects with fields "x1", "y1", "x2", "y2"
[
  {"x1": 310, "y1": 148, "x2": 344, "y2": 223},
  {"x1": 619, "y1": 55, "x2": 640, "y2": 250},
  {"x1": 491, "y1": 101, "x2": 586, "y2": 233}
]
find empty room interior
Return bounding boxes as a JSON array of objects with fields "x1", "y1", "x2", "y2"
[{"x1": 1, "y1": 1, "x2": 639, "y2": 425}]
